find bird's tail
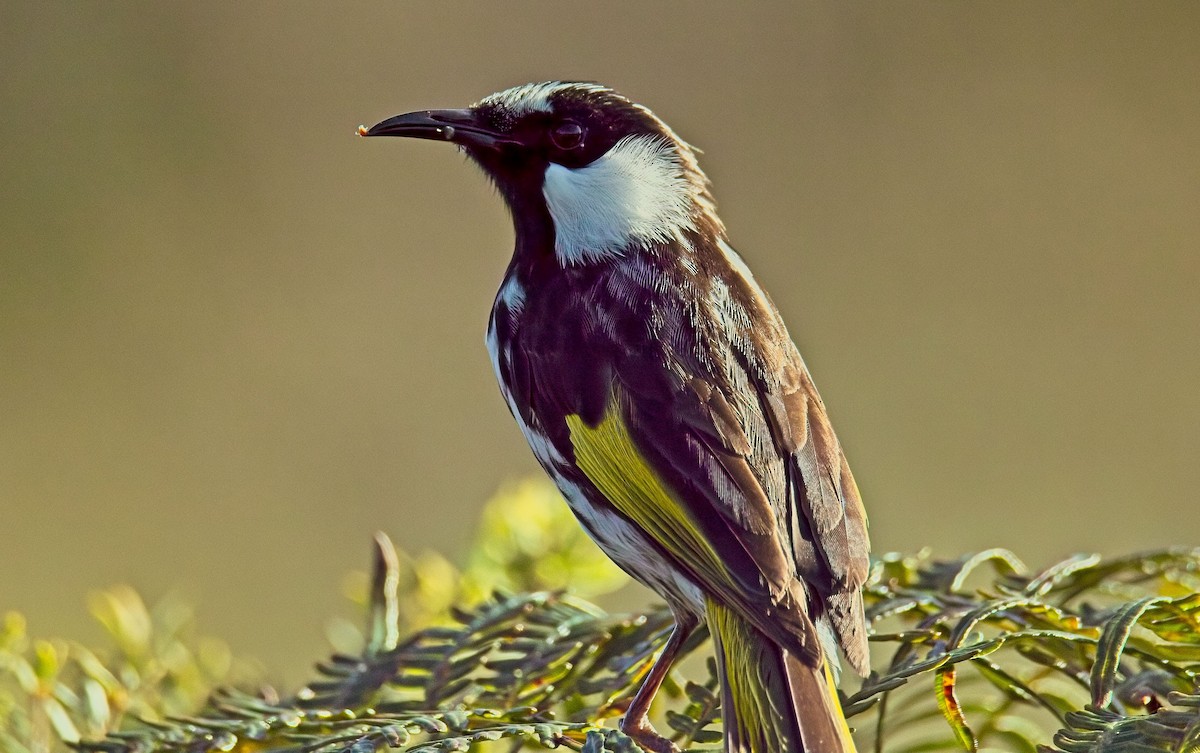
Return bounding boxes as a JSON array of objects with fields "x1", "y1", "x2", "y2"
[{"x1": 706, "y1": 599, "x2": 857, "y2": 753}]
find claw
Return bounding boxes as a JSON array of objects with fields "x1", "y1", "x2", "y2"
[{"x1": 620, "y1": 715, "x2": 681, "y2": 753}]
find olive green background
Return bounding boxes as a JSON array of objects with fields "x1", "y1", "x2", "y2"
[{"x1": 2, "y1": 3, "x2": 1198, "y2": 686}]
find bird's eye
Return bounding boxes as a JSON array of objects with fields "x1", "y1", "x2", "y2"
[{"x1": 550, "y1": 121, "x2": 585, "y2": 150}]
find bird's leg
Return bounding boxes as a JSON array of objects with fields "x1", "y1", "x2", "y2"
[{"x1": 620, "y1": 612, "x2": 698, "y2": 753}]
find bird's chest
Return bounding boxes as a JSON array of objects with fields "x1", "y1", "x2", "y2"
[
  {"x1": 486, "y1": 271, "x2": 593, "y2": 472},
  {"x1": 489, "y1": 272, "x2": 603, "y2": 401},
  {"x1": 486, "y1": 264, "x2": 676, "y2": 462}
]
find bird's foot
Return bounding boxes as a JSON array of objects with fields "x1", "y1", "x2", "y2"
[{"x1": 620, "y1": 715, "x2": 681, "y2": 753}]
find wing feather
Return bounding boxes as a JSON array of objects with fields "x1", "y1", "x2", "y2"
[{"x1": 501, "y1": 244, "x2": 869, "y2": 674}]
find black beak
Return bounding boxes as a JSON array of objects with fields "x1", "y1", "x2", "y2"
[{"x1": 357, "y1": 108, "x2": 515, "y2": 150}]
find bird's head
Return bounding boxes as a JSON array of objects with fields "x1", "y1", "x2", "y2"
[{"x1": 360, "y1": 82, "x2": 722, "y2": 264}]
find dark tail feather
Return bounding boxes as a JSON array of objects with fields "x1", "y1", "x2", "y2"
[{"x1": 707, "y1": 599, "x2": 856, "y2": 753}]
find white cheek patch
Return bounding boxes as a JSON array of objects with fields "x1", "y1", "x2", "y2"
[{"x1": 542, "y1": 135, "x2": 697, "y2": 265}]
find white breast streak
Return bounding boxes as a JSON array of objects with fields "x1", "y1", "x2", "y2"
[
  {"x1": 497, "y1": 273, "x2": 526, "y2": 312},
  {"x1": 555, "y1": 476, "x2": 706, "y2": 614},
  {"x1": 486, "y1": 277, "x2": 564, "y2": 468},
  {"x1": 542, "y1": 135, "x2": 696, "y2": 265}
]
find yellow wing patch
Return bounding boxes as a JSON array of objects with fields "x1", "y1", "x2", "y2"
[{"x1": 565, "y1": 403, "x2": 735, "y2": 592}]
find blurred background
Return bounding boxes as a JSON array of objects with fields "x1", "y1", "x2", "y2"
[{"x1": 2, "y1": 2, "x2": 1198, "y2": 687}]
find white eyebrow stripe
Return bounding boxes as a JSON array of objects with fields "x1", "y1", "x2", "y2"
[
  {"x1": 476, "y1": 81, "x2": 609, "y2": 115},
  {"x1": 542, "y1": 135, "x2": 696, "y2": 265}
]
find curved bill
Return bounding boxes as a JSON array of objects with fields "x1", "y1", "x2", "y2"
[{"x1": 357, "y1": 109, "x2": 515, "y2": 150}]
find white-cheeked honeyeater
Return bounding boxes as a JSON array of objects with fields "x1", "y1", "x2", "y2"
[{"x1": 361, "y1": 82, "x2": 869, "y2": 753}]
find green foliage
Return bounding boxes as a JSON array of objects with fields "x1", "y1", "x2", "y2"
[
  {"x1": 334, "y1": 479, "x2": 630, "y2": 642},
  {"x1": 3, "y1": 480, "x2": 1198, "y2": 752},
  {"x1": 853, "y1": 548, "x2": 1200, "y2": 752},
  {"x1": 0, "y1": 587, "x2": 253, "y2": 753}
]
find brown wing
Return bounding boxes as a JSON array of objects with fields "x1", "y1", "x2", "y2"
[
  {"x1": 614, "y1": 328, "x2": 868, "y2": 675},
  {"x1": 762, "y1": 363, "x2": 871, "y2": 675},
  {"x1": 622, "y1": 239, "x2": 871, "y2": 675},
  {"x1": 502, "y1": 241, "x2": 870, "y2": 673}
]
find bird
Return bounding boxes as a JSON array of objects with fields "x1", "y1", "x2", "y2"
[{"x1": 359, "y1": 81, "x2": 870, "y2": 753}]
